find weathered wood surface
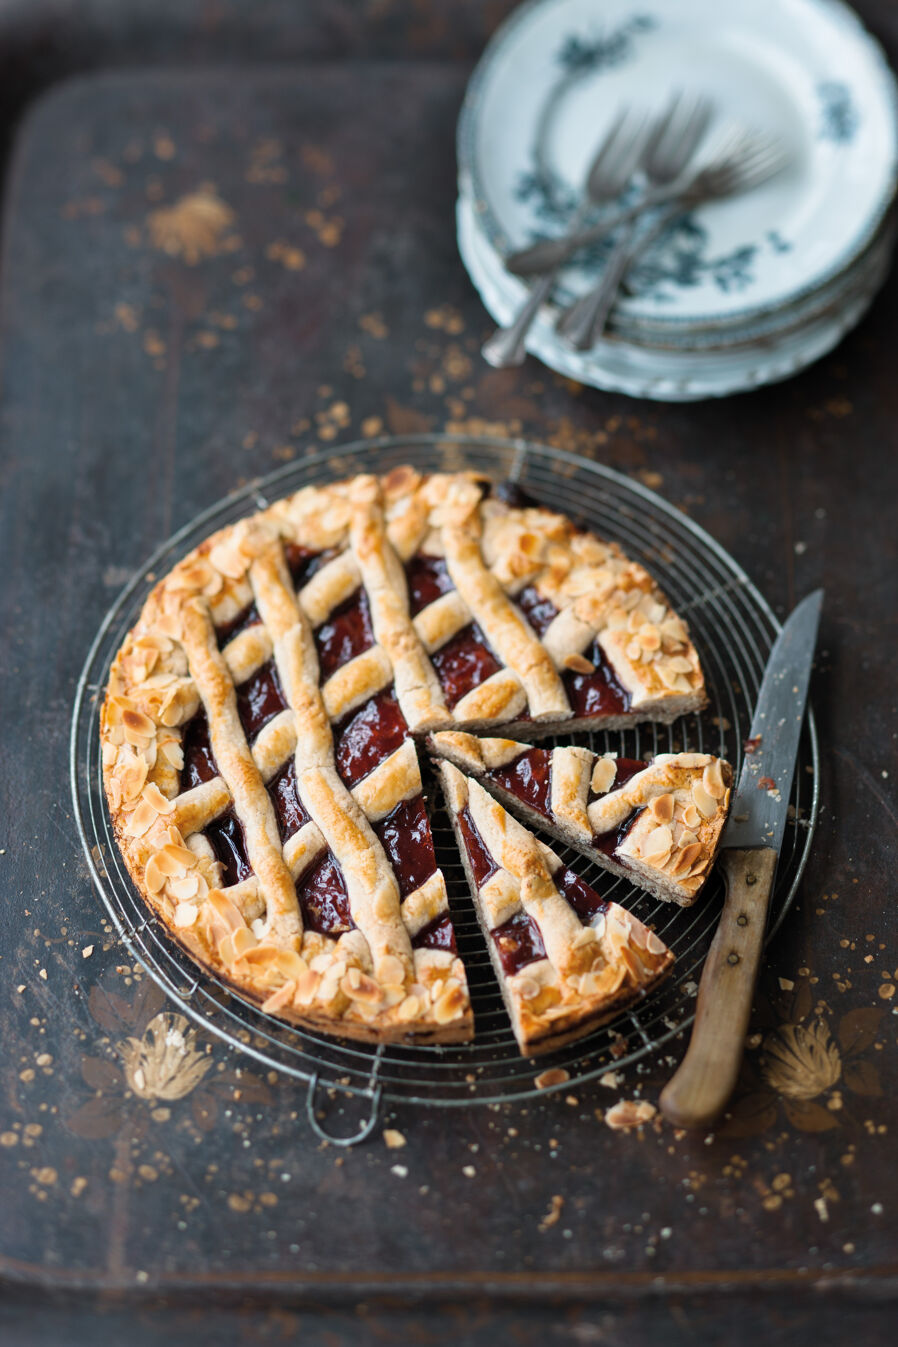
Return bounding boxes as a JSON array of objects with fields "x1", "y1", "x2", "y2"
[{"x1": 0, "y1": 13, "x2": 895, "y2": 1345}]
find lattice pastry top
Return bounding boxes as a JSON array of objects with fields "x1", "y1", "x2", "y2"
[
  {"x1": 429, "y1": 732, "x2": 733, "y2": 907},
  {"x1": 437, "y1": 762, "x2": 674, "y2": 1055},
  {"x1": 101, "y1": 466, "x2": 705, "y2": 1044}
]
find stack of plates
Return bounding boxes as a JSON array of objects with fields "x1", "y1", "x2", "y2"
[{"x1": 457, "y1": 0, "x2": 898, "y2": 400}]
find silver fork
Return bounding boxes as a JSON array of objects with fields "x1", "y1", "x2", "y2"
[
  {"x1": 481, "y1": 107, "x2": 652, "y2": 369},
  {"x1": 510, "y1": 124, "x2": 786, "y2": 276},
  {"x1": 611, "y1": 133, "x2": 790, "y2": 297},
  {"x1": 557, "y1": 91, "x2": 713, "y2": 350}
]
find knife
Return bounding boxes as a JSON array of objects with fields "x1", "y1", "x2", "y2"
[{"x1": 659, "y1": 589, "x2": 823, "y2": 1130}]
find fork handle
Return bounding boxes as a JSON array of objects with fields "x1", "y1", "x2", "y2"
[
  {"x1": 556, "y1": 222, "x2": 638, "y2": 349},
  {"x1": 481, "y1": 269, "x2": 559, "y2": 368},
  {"x1": 659, "y1": 847, "x2": 778, "y2": 1130}
]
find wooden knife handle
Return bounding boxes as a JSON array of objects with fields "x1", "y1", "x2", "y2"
[{"x1": 659, "y1": 847, "x2": 778, "y2": 1130}]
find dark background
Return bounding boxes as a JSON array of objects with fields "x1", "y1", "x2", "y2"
[{"x1": 0, "y1": 2, "x2": 895, "y2": 1344}]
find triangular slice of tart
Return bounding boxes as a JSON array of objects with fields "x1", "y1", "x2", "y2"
[
  {"x1": 430, "y1": 732, "x2": 732, "y2": 908},
  {"x1": 435, "y1": 761, "x2": 673, "y2": 1056}
]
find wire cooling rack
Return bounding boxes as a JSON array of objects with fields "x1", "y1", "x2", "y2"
[{"x1": 71, "y1": 435, "x2": 819, "y2": 1143}]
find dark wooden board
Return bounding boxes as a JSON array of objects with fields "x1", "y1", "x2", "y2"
[{"x1": 0, "y1": 56, "x2": 895, "y2": 1342}]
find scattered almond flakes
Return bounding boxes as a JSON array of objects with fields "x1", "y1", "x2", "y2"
[
  {"x1": 605, "y1": 1099, "x2": 657, "y2": 1131},
  {"x1": 266, "y1": 240, "x2": 306, "y2": 271},
  {"x1": 82, "y1": 945, "x2": 94, "y2": 959},
  {"x1": 359, "y1": 312, "x2": 388, "y2": 339},
  {"x1": 778, "y1": 978, "x2": 795, "y2": 992},
  {"x1": 535, "y1": 1067, "x2": 570, "y2": 1090},
  {"x1": 38, "y1": 969, "x2": 47, "y2": 981},
  {"x1": 599, "y1": 1071, "x2": 622, "y2": 1090},
  {"x1": 147, "y1": 187, "x2": 235, "y2": 264},
  {"x1": 383, "y1": 1129, "x2": 407, "y2": 1150},
  {"x1": 539, "y1": 1195, "x2": 564, "y2": 1231}
]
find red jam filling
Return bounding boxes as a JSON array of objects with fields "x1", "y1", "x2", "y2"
[
  {"x1": 236, "y1": 658, "x2": 288, "y2": 741},
  {"x1": 204, "y1": 811, "x2": 252, "y2": 887},
  {"x1": 430, "y1": 622, "x2": 501, "y2": 709},
  {"x1": 488, "y1": 747, "x2": 552, "y2": 818},
  {"x1": 490, "y1": 910, "x2": 546, "y2": 976},
  {"x1": 295, "y1": 851, "x2": 355, "y2": 936},
  {"x1": 411, "y1": 914, "x2": 457, "y2": 953},
  {"x1": 180, "y1": 711, "x2": 218, "y2": 791},
  {"x1": 406, "y1": 553, "x2": 455, "y2": 616},
  {"x1": 563, "y1": 638, "x2": 632, "y2": 718},
  {"x1": 456, "y1": 807, "x2": 497, "y2": 888},
  {"x1": 284, "y1": 543, "x2": 340, "y2": 590},
  {"x1": 373, "y1": 794, "x2": 437, "y2": 899},
  {"x1": 592, "y1": 806, "x2": 645, "y2": 858},
  {"x1": 554, "y1": 865, "x2": 608, "y2": 922},
  {"x1": 216, "y1": 601, "x2": 261, "y2": 648},
  {"x1": 267, "y1": 759, "x2": 309, "y2": 843},
  {"x1": 334, "y1": 689, "x2": 409, "y2": 788},
  {"x1": 515, "y1": 585, "x2": 558, "y2": 638},
  {"x1": 314, "y1": 587, "x2": 374, "y2": 682}
]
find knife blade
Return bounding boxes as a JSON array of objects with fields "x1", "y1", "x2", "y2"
[
  {"x1": 660, "y1": 589, "x2": 822, "y2": 1130},
  {"x1": 722, "y1": 588, "x2": 824, "y2": 855}
]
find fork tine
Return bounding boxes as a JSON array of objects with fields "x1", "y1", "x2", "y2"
[{"x1": 584, "y1": 106, "x2": 636, "y2": 189}]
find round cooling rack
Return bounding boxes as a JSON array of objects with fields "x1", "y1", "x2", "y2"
[{"x1": 71, "y1": 435, "x2": 819, "y2": 1144}]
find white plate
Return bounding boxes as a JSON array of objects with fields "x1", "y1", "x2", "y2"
[
  {"x1": 457, "y1": 0, "x2": 898, "y2": 332},
  {"x1": 458, "y1": 194, "x2": 890, "y2": 399}
]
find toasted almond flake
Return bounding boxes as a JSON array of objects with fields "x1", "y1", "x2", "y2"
[
  {"x1": 563, "y1": 651, "x2": 595, "y2": 674},
  {"x1": 645, "y1": 930, "x2": 668, "y2": 956},
  {"x1": 123, "y1": 798, "x2": 158, "y2": 837},
  {"x1": 681, "y1": 803, "x2": 701, "y2": 829},
  {"x1": 590, "y1": 757, "x2": 617, "y2": 795},
  {"x1": 168, "y1": 874, "x2": 199, "y2": 901},
  {"x1": 692, "y1": 780, "x2": 718, "y2": 818},
  {"x1": 535, "y1": 1067, "x2": 570, "y2": 1090},
  {"x1": 649, "y1": 792, "x2": 674, "y2": 824},
  {"x1": 144, "y1": 855, "x2": 166, "y2": 894},
  {"x1": 605, "y1": 1099, "x2": 657, "y2": 1130},
  {"x1": 433, "y1": 985, "x2": 465, "y2": 1024},
  {"x1": 262, "y1": 980, "x2": 297, "y2": 1014},
  {"x1": 376, "y1": 955, "x2": 405, "y2": 986},
  {"x1": 384, "y1": 1129, "x2": 407, "y2": 1149},
  {"x1": 396, "y1": 994, "x2": 420, "y2": 1022},
  {"x1": 82, "y1": 945, "x2": 94, "y2": 959},
  {"x1": 703, "y1": 760, "x2": 726, "y2": 799},
  {"x1": 642, "y1": 824, "x2": 673, "y2": 860},
  {"x1": 141, "y1": 782, "x2": 174, "y2": 815},
  {"x1": 677, "y1": 829, "x2": 699, "y2": 851},
  {"x1": 173, "y1": 903, "x2": 198, "y2": 928}
]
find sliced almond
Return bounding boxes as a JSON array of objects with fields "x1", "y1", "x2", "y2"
[
  {"x1": 642, "y1": 824, "x2": 673, "y2": 861},
  {"x1": 649, "y1": 792, "x2": 674, "y2": 824},
  {"x1": 563, "y1": 651, "x2": 595, "y2": 674},
  {"x1": 681, "y1": 803, "x2": 701, "y2": 830},
  {"x1": 692, "y1": 779, "x2": 718, "y2": 818},
  {"x1": 173, "y1": 902, "x2": 198, "y2": 928},
  {"x1": 703, "y1": 760, "x2": 726, "y2": 799},
  {"x1": 591, "y1": 757, "x2": 617, "y2": 795}
]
